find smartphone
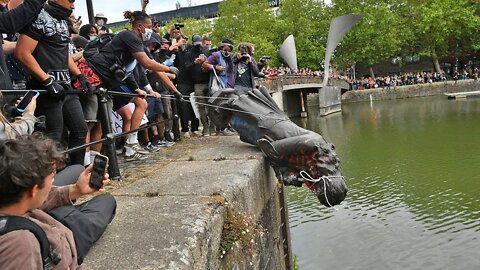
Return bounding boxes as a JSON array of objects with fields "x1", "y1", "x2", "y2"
[
  {"x1": 16, "y1": 90, "x2": 39, "y2": 113},
  {"x1": 89, "y1": 154, "x2": 109, "y2": 190}
]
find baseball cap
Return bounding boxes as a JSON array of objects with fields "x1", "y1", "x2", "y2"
[{"x1": 192, "y1": 34, "x2": 202, "y2": 46}]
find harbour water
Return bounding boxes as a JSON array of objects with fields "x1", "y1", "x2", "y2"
[{"x1": 289, "y1": 96, "x2": 480, "y2": 270}]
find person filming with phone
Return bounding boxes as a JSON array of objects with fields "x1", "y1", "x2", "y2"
[
  {"x1": 232, "y1": 42, "x2": 261, "y2": 95},
  {"x1": 0, "y1": 91, "x2": 38, "y2": 140},
  {"x1": 0, "y1": 134, "x2": 116, "y2": 269}
]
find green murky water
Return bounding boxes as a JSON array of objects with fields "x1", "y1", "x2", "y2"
[{"x1": 289, "y1": 96, "x2": 480, "y2": 270}]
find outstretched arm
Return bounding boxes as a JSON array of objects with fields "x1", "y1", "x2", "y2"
[
  {"x1": 0, "y1": 0, "x2": 45, "y2": 34},
  {"x1": 155, "y1": 71, "x2": 178, "y2": 93},
  {"x1": 133, "y1": 51, "x2": 170, "y2": 73}
]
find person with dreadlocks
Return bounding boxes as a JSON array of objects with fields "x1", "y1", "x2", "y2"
[{"x1": 86, "y1": 10, "x2": 182, "y2": 161}]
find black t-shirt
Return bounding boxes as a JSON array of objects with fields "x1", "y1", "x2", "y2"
[
  {"x1": 87, "y1": 30, "x2": 144, "y2": 88},
  {"x1": 22, "y1": 8, "x2": 71, "y2": 85},
  {"x1": 235, "y1": 61, "x2": 253, "y2": 88},
  {"x1": 102, "y1": 30, "x2": 144, "y2": 66}
]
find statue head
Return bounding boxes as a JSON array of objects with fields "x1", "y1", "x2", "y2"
[{"x1": 260, "y1": 135, "x2": 348, "y2": 207}]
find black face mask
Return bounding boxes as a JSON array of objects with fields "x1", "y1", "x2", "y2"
[
  {"x1": 44, "y1": 2, "x2": 72, "y2": 21},
  {"x1": 158, "y1": 49, "x2": 169, "y2": 58}
]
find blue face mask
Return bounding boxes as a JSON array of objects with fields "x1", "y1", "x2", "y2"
[{"x1": 89, "y1": 36, "x2": 97, "y2": 41}]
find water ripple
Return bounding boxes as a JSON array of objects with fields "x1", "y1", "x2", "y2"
[{"x1": 289, "y1": 96, "x2": 480, "y2": 270}]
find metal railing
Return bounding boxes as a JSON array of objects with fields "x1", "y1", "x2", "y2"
[
  {"x1": 1, "y1": 88, "x2": 180, "y2": 181},
  {"x1": 254, "y1": 76, "x2": 354, "y2": 93}
]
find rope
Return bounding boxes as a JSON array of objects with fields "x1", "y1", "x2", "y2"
[
  {"x1": 188, "y1": 94, "x2": 236, "y2": 100},
  {"x1": 0, "y1": 89, "x2": 158, "y2": 98},
  {"x1": 162, "y1": 95, "x2": 289, "y2": 122},
  {"x1": 300, "y1": 170, "x2": 343, "y2": 210},
  {"x1": 62, "y1": 115, "x2": 178, "y2": 154}
]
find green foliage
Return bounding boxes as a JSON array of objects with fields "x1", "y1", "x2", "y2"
[
  {"x1": 148, "y1": 0, "x2": 480, "y2": 72},
  {"x1": 220, "y1": 206, "x2": 262, "y2": 261},
  {"x1": 293, "y1": 255, "x2": 300, "y2": 270},
  {"x1": 110, "y1": 23, "x2": 130, "y2": 33},
  {"x1": 408, "y1": 0, "x2": 480, "y2": 57},
  {"x1": 276, "y1": 0, "x2": 329, "y2": 70},
  {"x1": 211, "y1": 0, "x2": 279, "y2": 66},
  {"x1": 159, "y1": 17, "x2": 214, "y2": 41},
  {"x1": 330, "y1": 0, "x2": 409, "y2": 69}
]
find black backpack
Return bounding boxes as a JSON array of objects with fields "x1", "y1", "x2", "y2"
[
  {"x1": 0, "y1": 216, "x2": 61, "y2": 270},
  {"x1": 83, "y1": 33, "x2": 116, "y2": 60}
]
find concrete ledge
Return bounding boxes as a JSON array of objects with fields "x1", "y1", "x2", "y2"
[
  {"x1": 341, "y1": 79, "x2": 479, "y2": 103},
  {"x1": 84, "y1": 136, "x2": 284, "y2": 270}
]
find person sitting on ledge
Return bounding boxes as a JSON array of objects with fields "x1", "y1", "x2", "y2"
[{"x1": 0, "y1": 134, "x2": 116, "y2": 269}]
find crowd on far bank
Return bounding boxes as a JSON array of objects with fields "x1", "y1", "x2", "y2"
[
  {"x1": 263, "y1": 66, "x2": 323, "y2": 77},
  {"x1": 350, "y1": 68, "x2": 479, "y2": 90}
]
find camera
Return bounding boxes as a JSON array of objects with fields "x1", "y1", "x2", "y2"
[
  {"x1": 174, "y1": 23, "x2": 184, "y2": 30},
  {"x1": 109, "y1": 64, "x2": 125, "y2": 81}
]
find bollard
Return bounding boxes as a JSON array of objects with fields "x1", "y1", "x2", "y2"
[{"x1": 97, "y1": 88, "x2": 121, "y2": 181}]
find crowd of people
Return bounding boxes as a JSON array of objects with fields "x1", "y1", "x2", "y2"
[
  {"x1": 0, "y1": 0, "x2": 272, "y2": 268},
  {"x1": 2, "y1": 1, "x2": 476, "y2": 267},
  {"x1": 350, "y1": 69, "x2": 479, "y2": 90},
  {"x1": 263, "y1": 66, "x2": 323, "y2": 77}
]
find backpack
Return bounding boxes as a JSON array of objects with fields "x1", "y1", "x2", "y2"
[
  {"x1": 0, "y1": 215, "x2": 61, "y2": 270},
  {"x1": 83, "y1": 33, "x2": 116, "y2": 60}
]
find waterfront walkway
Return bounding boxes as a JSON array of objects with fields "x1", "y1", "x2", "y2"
[
  {"x1": 341, "y1": 79, "x2": 479, "y2": 103},
  {"x1": 83, "y1": 135, "x2": 282, "y2": 269}
]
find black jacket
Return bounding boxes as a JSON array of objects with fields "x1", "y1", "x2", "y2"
[
  {"x1": 185, "y1": 46, "x2": 210, "y2": 84},
  {"x1": 173, "y1": 44, "x2": 193, "y2": 84},
  {"x1": 0, "y1": 0, "x2": 46, "y2": 90}
]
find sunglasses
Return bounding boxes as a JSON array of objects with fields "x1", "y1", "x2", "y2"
[{"x1": 69, "y1": 0, "x2": 75, "y2": 3}]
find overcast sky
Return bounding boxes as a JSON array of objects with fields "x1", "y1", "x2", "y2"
[{"x1": 74, "y1": 0, "x2": 220, "y2": 24}]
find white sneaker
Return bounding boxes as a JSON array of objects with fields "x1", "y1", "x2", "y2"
[
  {"x1": 125, "y1": 142, "x2": 150, "y2": 155},
  {"x1": 183, "y1": 131, "x2": 191, "y2": 138},
  {"x1": 220, "y1": 128, "x2": 236, "y2": 136},
  {"x1": 125, "y1": 152, "x2": 148, "y2": 162}
]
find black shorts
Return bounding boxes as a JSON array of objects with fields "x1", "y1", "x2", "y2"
[{"x1": 110, "y1": 84, "x2": 133, "y2": 112}]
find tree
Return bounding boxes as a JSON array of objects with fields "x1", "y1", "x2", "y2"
[
  {"x1": 330, "y1": 0, "x2": 410, "y2": 78},
  {"x1": 407, "y1": 0, "x2": 480, "y2": 73},
  {"x1": 276, "y1": 0, "x2": 330, "y2": 70},
  {"x1": 211, "y1": 0, "x2": 278, "y2": 66},
  {"x1": 159, "y1": 17, "x2": 214, "y2": 41}
]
